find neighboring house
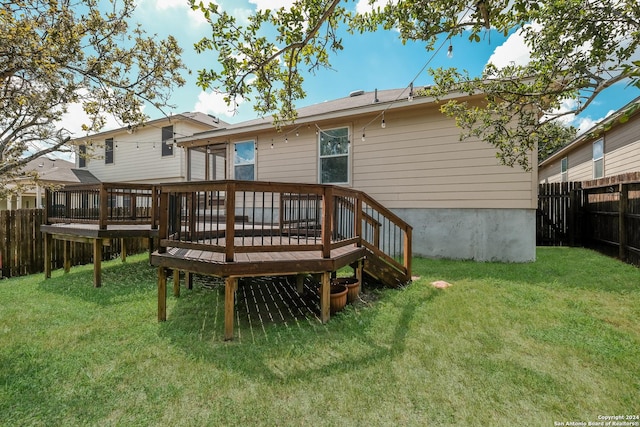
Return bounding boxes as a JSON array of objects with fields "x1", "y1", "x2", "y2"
[
  {"x1": 73, "y1": 112, "x2": 226, "y2": 183},
  {"x1": 1, "y1": 156, "x2": 99, "y2": 210},
  {"x1": 174, "y1": 88, "x2": 538, "y2": 262},
  {"x1": 539, "y1": 96, "x2": 640, "y2": 183}
]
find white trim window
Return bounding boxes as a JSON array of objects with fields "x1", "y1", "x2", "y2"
[
  {"x1": 593, "y1": 139, "x2": 604, "y2": 179},
  {"x1": 318, "y1": 127, "x2": 349, "y2": 184},
  {"x1": 560, "y1": 157, "x2": 568, "y2": 182},
  {"x1": 234, "y1": 141, "x2": 255, "y2": 180}
]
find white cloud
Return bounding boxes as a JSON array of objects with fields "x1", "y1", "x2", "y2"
[
  {"x1": 249, "y1": 0, "x2": 296, "y2": 10},
  {"x1": 543, "y1": 97, "x2": 614, "y2": 136},
  {"x1": 486, "y1": 25, "x2": 540, "y2": 68},
  {"x1": 154, "y1": 0, "x2": 189, "y2": 10},
  {"x1": 194, "y1": 91, "x2": 244, "y2": 118},
  {"x1": 139, "y1": 0, "x2": 210, "y2": 27},
  {"x1": 58, "y1": 101, "x2": 121, "y2": 139},
  {"x1": 356, "y1": 0, "x2": 398, "y2": 14}
]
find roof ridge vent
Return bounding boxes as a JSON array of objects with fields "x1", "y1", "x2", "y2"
[{"x1": 349, "y1": 89, "x2": 365, "y2": 97}]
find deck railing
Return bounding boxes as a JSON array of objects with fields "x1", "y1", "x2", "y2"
[
  {"x1": 156, "y1": 180, "x2": 412, "y2": 280},
  {"x1": 45, "y1": 183, "x2": 156, "y2": 229}
]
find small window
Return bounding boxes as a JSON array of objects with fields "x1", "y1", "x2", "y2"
[
  {"x1": 162, "y1": 125, "x2": 174, "y2": 157},
  {"x1": 234, "y1": 141, "x2": 255, "y2": 180},
  {"x1": 78, "y1": 145, "x2": 87, "y2": 168},
  {"x1": 105, "y1": 138, "x2": 114, "y2": 164},
  {"x1": 319, "y1": 127, "x2": 349, "y2": 184},
  {"x1": 593, "y1": 139, "x2": 604, "y2": 179},
  {"x1": 560, "y1": 157, "x2": 568, "y2": 182}
]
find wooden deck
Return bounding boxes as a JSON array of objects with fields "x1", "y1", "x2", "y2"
[
  {"x1": 42, "y1": 180, "x2": 413, "y2": 341},
  {"x1": 40, "y1": 223, "x2": 156, "y2": 288}
]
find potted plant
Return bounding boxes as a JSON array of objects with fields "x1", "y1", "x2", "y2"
[{"x1": 332, "y1": 277, "x2": 360, "y2": 303}]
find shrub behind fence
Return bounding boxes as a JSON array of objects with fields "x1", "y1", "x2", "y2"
[{"x1": 0, "y1": 209, "x2": 147, "y2": 279}]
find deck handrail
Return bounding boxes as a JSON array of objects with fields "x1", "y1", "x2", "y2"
[
  {"x1": 45, "y1": 183, "x2": 155, "y2": 229},
  {"x1": 155, "y1": 180, "x2": 412, "y2": 281}
]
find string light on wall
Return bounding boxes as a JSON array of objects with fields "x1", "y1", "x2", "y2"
[{"x1": 381, "y1": 113, "x2": 386, "y2": 129}]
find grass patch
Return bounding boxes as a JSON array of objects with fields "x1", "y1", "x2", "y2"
[{"x1": 0, "y1": 248, "x2": 638, "y2": 426}]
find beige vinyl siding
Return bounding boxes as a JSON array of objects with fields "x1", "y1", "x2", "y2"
[
  {"x1": 83, "y1": 120, "x2": 212, "y2": 183},
  {"x1": 539, "y1": 112, "x2": 640, "y2": 183},
  {"x1": 606, "y1": 140, "x2": 640, "y2": 175},
  {"x1": 254, "y1": 132, "x2": 319, "y2": 184},
  {"x1": 540, "y1": 142, "x2": 593, "y2": 183},
  {"x1": 351, "y1": 107, "x2": 535, "y2": 209},
  {"x1": 237, "y1": 103, "x2": 535, "y2": 210},
  {"x1": 603, "y1": 121, "x2": 640, "y2": 176}
]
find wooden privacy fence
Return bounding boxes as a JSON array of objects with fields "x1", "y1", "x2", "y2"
[
  {"x1": 537, "y1": 182, "x2": 583, "y2": 246},
  {"x1": 538, "y1": 176, "x2": 640, "y2": 266},
  {"x1": 582, "y1": 181, "x2": 640, "y2": 266},
  {"x1": 0, "y1": 209, "x2": 147, "y2": 279}
]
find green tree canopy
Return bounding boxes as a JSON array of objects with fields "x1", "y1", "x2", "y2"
[
  {"x1": 191, "y1": 0, "x2": 640, "y2": 170},
  {"x1": 0, "y1": 0, "x2": 186, "y2": 195}
]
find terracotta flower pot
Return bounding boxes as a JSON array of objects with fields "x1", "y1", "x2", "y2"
[
  {"x1": 329, "y1": 284, "x2": 348, "y2": 314},
  {"x1": 332, "y1": 277, "x2": 360, "y2": 303}
]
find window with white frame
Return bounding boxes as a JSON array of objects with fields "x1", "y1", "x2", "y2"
[
  {"x1": 560, "y1": 157, "x2": 568, "y2": 182},
  {"x1": 318, "y1": 127, "x2": 349, "y2": 184},
  {"x1": 234, "y1": 141, "x2": 255, "y2": 180},
  {"x1": 593, "y1": 139, "x2": 604, "y2": 179}
]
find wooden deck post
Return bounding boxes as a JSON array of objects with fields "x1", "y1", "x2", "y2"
[
  {"x1": 120, "y1": 238, "x2": 127, "y2": 262},
  {"x1": 225, "y1": 183, "x2": 236, "y2": 263},
  {"x1": 158, "y1": 267, "x2": 167, "y2": 321},
  {"x1": 99, "y1": 184, "x2": 108, "y2": 230},
  {"x1": 93, "y1": 238, "x2": 102, "y2": 288},
  {"x1": 44, "y1": 233, "x2": 52, "y2": 279},
  {"x1": 224, "y1": 277, "x2": 238, "y2": 341},
  {"x1": 355, "y1": 259, "x2": 363, "y2": 289},
  {"x1": 185, "y1": 271, "x2": 193, "y2": 290},
  {"x1": 63, "y1": 240, "x2": 71, "y2": 273},
  {"x1": 173, "y1": 269, "x2": 181, "y2": 297},
  {"x1": 321, "y1": 187, "x2": 333, "y2": 259},
  {"x1": 320, "y1": 271, "x2": 330, "y2": 323}
]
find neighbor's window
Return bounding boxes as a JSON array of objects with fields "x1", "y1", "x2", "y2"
[
  {"x1": 593, "y1": 139, "x2": 604, "y2": 179},
  {"x1": 105, "y1": 138, "x2": 114, "y2": 164},
  {"x1": 161, "y1": 125, "x2": 174, "y2": 157},
  {"x1": 234, "y1": 141, "x2": 255, "y2": 180},
  {"x1": 560, "y1": 157, "x2": 568, "y2": 182},
  {"x1": 319, "y1": 127, "x2": 349, "y2": 184},
  {"x1": 78, "y1": 145, "x2": 87, "y2": 168}
]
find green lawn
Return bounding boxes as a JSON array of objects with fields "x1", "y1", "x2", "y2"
[{"x1": 0, "y1": 248, "x2": 638, "y2": 426}]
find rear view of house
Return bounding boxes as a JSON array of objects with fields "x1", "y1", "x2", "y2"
[{"x1": 176, "y1": 88, "x2": 538, "y2": 262}]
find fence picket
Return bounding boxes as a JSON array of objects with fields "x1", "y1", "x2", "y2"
[
  {"x1": 538, "y1": 177, "x2": 640, "y2": 266},
  {"x1": 0, "y1": 208, "x2": 147, "y2": 279}
]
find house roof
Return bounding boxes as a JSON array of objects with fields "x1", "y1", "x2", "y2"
[
  {"x1": 19, "y1": 156, "x2": 100, "y2": 184},
  {"x1": 68, "y1": 112, "x2": 228, "y2": 143},
  {"x1": 176, "y1": 87, "x2": 476, "y2": 145},
  {"x1": 539, "y1": 95, "x2": 640, "y2": 168}
]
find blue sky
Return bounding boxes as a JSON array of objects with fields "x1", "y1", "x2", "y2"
[{"x1": 60, "y1": 0, "x2": 640, "y2": 136}]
